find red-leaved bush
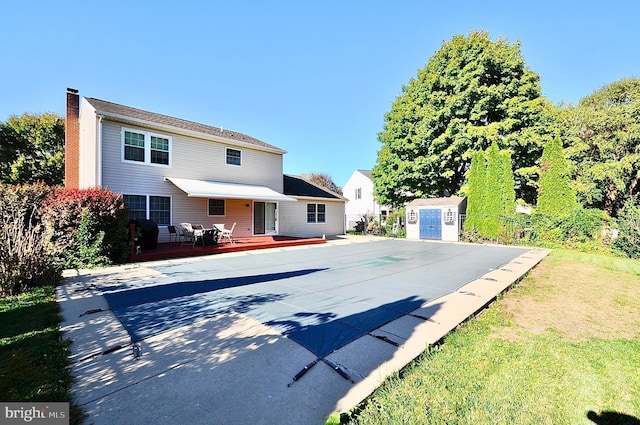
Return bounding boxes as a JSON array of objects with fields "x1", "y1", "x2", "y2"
[{"x1": 40, "y1": 187, "x2": 130, "y2": 268}]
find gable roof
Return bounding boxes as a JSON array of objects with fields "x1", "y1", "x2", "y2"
[
  {"x1": 84, "y1": 97, "x2": 285, "y2": 153},
  {"x1": 357, "y1": 170, "x2": 372, "y2": 179},
  {"x1": 283, "y1": 174, "x2": 345, "y2": 200},
  {"x1": 406, "y1": 196, "x2": 466, "y2": 207}
]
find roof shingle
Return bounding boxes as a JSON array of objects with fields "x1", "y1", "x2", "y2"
[
  {"x1": 283, "y1": 175, "x2": 344, "y2": 200},
  {"x1": 85, "y1": 97, "x2": 284, "y2": 152}
]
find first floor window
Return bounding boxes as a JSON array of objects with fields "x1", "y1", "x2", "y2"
[
  {"x1": 208, "y1": 199, "x2": 225, "y2": 216},
  {"x1": 150, "y1": 196, "x2": 171, "y2": 224},
  {"x1": 123, "y1": 194, "x2": 171, "y2": 225},
  {"x1": 307, "y1": 203, "x2": 326, "y2": 223}
]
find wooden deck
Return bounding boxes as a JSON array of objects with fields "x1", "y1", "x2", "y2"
[{"x1": 131, "y1": 236, "x2": 327, "y2": 262}]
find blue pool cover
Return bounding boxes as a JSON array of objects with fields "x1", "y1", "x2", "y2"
[{"x1": 103, "y1": 240, "x2": 528, "y2": 358}]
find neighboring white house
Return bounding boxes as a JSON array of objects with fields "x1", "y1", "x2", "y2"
[
  {"x1": 405, "y1": 197, "x2": 467, "y2": 242},
  {"x1": 343, "y1": 169, "x2": 391, "y2": 231},
  {"x1": 64, "y1": 88, "x2": 345, "y2": 242}
]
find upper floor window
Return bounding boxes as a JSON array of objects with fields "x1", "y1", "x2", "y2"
[
  {"x1": 355, "y1": 187, "x2": 362, "y2": 200},
  {"x1": 124, "y1": 131, "x2": 145, "y2": 162},
  {"x1": 122, "y1": 128, "x2": 171, "y2": 167},
  {"x1": 150, "y1": 136, "x2": 170, "y2": 165},
  {"x1": 226, "y1": 148, "x2": 242, "y2": 166}
]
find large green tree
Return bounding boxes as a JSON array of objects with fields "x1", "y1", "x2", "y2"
[
  {"x1": 372, "y1": 31, "x2": 556, "y2": 208},
  {"x1": 562, "y1": 78, "x2": 640, "y2": 216},
  {"x1": 0, "y1": 112, "x2": 65, "y2": 185}
]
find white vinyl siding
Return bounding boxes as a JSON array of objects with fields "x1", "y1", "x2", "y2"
[
  {"x1": 279, "y1": 199, "x2": 345, "y2": 237},
  {"x1": 78, "y1": 98, "x2": 100, "y2": 188},
  {"x1": 101, "y1": 120, "x2": 284, "y2": 196}
]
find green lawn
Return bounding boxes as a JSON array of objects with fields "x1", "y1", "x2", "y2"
[
  {"x1": 0, "y1": 286, "x2": 82, "y2": 424},
  {"x1": 348, "y1": 250, "x2": 640, "y2": 424}
]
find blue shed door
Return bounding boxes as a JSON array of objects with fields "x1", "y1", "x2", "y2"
[{"x1": 419, "y1": 208, "x2": 442, "y2": 240}]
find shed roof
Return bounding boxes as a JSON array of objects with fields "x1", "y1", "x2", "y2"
[
  {"x1": 85, "y1": 97, "x2": 285, "y2": 153},
  {"x1": 406, "y1": 196, "x2": 466, "y2": 207}
]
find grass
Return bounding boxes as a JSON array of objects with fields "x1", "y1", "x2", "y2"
[
  {"x1": 0, "y1": 286, "x2": 82, "y2": 424},
  {"x1": 347, "y1": 250, "x2": 640, "y2": 424}
]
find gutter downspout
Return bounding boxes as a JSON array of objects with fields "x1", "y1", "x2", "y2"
[{"x1": 98, "y1": 115, "x2": 103, "y2": 187}]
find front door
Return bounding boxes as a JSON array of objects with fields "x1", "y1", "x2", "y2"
[
  {"x1": 254, "y1": 202, "x2": 277, "y2": 235},
  {"x1": 419, "y1": 208, "x2": 442, "y2": 240}
]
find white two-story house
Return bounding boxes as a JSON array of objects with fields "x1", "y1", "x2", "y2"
[
  {"x1": 343, "y1": 169, "x2": 391, "y2": 230},
  {"x1": 64, "y1": 88, "x2": 345, "y2": 242}
]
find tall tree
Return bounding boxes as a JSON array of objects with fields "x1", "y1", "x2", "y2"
[
  {"x1": 562, "y1": 78, "x2": 640, "y2": 216},
  {"x1": 464, "y1": 150, "x2": 486, "y2": 234},
  {"x1": 483, "y1": 142, "x2": 502, "y2": 237},
  {"x1": 537, "y1": 137, "x2": 578, "y2": 216},
  {"x1": 464, "y1": 143, "x2": 516, "y2": 239},
  {"x1": 0, "y1": 112, "x2": 65, "y2": 185},
  {"x1": 307, "y1": 172, "x2": 343, "y2": 195},
  {"x1": 499, "y1": 149, "x2": 516, "y2": 216},
  {"x1": 372, "y1": 31, "x2": 556, "y2": 208}
]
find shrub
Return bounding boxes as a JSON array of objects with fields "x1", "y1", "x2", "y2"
[
  {"x1": 384, "y1": 209, "x2": 406, "y2": 238},
  {"x1": 524, "y1": 208, "x2": 614, "y2": 252},
  {"x1": 612, "y1": 199, "x2": 640, "y2": 258},
  {"x1": 0, "y1": 183, "x2": 61, "y2": 296},
  {"x1": 40, "y1": 188, "x2": 129, "y2": 268}
]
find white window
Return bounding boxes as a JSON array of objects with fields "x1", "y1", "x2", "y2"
[
  {"x1": 445, "y1": 208, "x2": 455, "y2": 224},
  {"x1": 408, "y1": 209, "x2": 417, "y2": 224},
  {"x1": 208, "y1": 199, "x2": 226, "y2": 216},
  {"x1": 307, "y1": 203, "x2": 326, "y2": 223},
  {"x1": 226, "y1": 148, "x2": 242, "y2": 166},
  {"x1": 122, "y1": 128, "x2": 171, "y2": 167},
  {"x1": 123, "y1": 194, "x2": 171, "y2": 225},
  {"x1": 355, "y1": 187, "x2": 362, "y2": 200}
]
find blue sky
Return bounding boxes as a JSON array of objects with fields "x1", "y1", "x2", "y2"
[{"x1": 1, "y1": 1, "x2": 638, "y2": 186}]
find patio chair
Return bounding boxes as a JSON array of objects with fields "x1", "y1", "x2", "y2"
[
  {"x1": 220, "y1": 222, "x2": 236, "y2": 243},
  {"x1": 167, "y1": 225, "x2": 183, "y2": 243},
  {"x1": 179, "y1": 223, "x2": 196, "y2": 247},
  {"x1": 191, "y1": 224, "x2": 206, "y2": 247}
]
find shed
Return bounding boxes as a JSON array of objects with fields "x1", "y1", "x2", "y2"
[{"x1": 405, "y1": 197, "x2": 467, "y2": 242}]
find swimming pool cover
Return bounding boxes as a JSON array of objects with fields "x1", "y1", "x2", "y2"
[{"x1": 103, "y1": 240, "x2": 527, "y2": 358}]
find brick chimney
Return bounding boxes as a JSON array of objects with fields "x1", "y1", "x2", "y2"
[{"x1": 65, "y1": 88, "x2": 80, "y2": 189}]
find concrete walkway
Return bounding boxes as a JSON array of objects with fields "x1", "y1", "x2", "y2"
[{"x1": 57, "y1": 237, "x2": 550, "y2": 425}]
